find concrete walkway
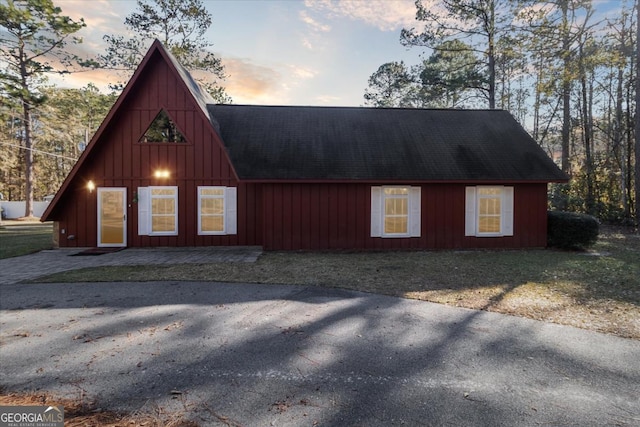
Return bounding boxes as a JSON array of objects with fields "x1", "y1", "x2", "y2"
[{"x1": 0, "y1": 246, "x2": 262, "y2": 285}]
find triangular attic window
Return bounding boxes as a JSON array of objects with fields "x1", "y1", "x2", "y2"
[{"x1": 139, "y1": 109, "x2": 186, "y2": 143}]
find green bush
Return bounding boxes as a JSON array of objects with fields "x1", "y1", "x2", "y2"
[{"x1": 547, "y1": 211, "x2": 599, "y2": 250}]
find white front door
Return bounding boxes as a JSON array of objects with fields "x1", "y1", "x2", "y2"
[{"x1": 97, "y1": 187, "x2": 127, "y2": 247}]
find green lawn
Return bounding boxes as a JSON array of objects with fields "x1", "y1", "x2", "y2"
[{"x1": 0, "y1": 222, "x2": 53, "y2": 259}]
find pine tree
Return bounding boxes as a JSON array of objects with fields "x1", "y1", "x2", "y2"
[{"x1": 0, "y1": 0, "x2": 86, "y2": 217}]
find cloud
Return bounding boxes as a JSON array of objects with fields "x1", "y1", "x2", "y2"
[
  {"x1": 315, "y1": 94, "x2": 342, "y2": 104},
  {"x1": 219, "y1": 57, "x2": 324, "y2": 105},
  {"x1": 301, "y1": 38, "x2": 314, "y2": 50},
  {"x1": 48, "y1": 68, "x2": 121, "y2": 93},
  {"x1": 50, "y1": 53, "x2": 300, "y2": 106},
  {"x1": 299, "y1": 10, "x2": 331, "y2": 32},
  {"x1": 45, "y1": 0, "x2": 134, "y2": 76},
  {"x1": 57, "y1": 0, "x2": 128, "y2": 44},
  {"x1": 289, "y1": 65, "x2": 317, "y2": 80},
  {"x1": 221, "y1": 57, "x2": 286, "y2": 104},
  {"x1": 304, "y1": 0, "x2": 417, "y2": 32},
  {"x1": 298, "y1": 9, "x2": 333, "y2": 51}
]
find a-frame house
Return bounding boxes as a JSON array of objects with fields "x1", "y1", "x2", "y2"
[
  {"x1": 42, "y1": 40, "x2": 568, "y2": 250},
  {"x1": 42, "y1": 40, "x2": 259, "y2": 248}
]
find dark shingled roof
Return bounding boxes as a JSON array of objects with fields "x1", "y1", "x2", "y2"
[{"x1": 209, "y1": 105, "x2": 567, "y2": 183}]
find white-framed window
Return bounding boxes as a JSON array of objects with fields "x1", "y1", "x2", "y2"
[
  {"x1": 197, "y1": 186, "x2": 237, "y2": 235},
  {"x1": 371, "y1": 186, "x2": 421, "y2": 238},
  {"x1": 465, "y1": 186, "x2": 514, "y2": 237},
  {"x1": 137, "y1": 186, "x2": 178, "y2": 236}
]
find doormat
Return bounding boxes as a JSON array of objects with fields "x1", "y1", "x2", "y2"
[{"x1": 71, "y1": 247, "x2": 124, "y2": 256}]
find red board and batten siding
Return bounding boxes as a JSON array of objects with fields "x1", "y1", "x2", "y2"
[
  {"x1": 48, "y1": 48, "x2": 550, "y2": 250},
  {"x1": 261, "y1": 183, "x2": 549, "y2": 250},
  {"x1": 50, "y1": 52, "x2": 262, "y2": 248}
]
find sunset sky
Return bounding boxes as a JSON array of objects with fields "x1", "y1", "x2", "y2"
[{"x1": 52, "y1": 0, "x2": 623, "y2": 107}]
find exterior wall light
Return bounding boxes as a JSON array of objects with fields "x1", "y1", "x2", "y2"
[
  {"x1": 87, "y1": 180, "x2": 95, "y2": 193},
  {"x1": 154, "y1": 169, "x2": 170, "y2": 179}
]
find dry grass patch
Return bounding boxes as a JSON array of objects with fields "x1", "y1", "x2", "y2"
[{"x1": 34, "y1": 227, "x2": 640, "y2": 339}]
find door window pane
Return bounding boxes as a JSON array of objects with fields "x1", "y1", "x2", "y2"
[{"x1": 99, "y1": 189, "x2": 125, "y2": 245}]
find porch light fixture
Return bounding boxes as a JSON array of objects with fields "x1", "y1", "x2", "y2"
[
  {"x1": 154, "y1": 169, "x2": 170, "y2": 179},
  {"x1": 87, "y1": 180, "x2": 95, "y2": 193}
]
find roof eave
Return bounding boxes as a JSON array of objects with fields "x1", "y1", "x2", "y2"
[{"x1": 235, "y1": 178, "x2": 570, "y2": 184}]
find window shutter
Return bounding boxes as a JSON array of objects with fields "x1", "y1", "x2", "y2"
[
  {"x1": 465, "y1": 187, "x2": 476, "y2": 236},
  {"x1": 196, "y1": 187, "x2": 203, "y2": 235},
  {"x1": 370, "y1": 187, "x2": 382, "y2": 237},
  {"x1": 409, "y1": 187, "x2": 421, "y2": 237},
  {"x1": 502, "y1": 186, "x2": 514, "y2": 236},
  {"x1": 137, "y1": 187, "x2": 150, "y2": 236},
  {"x1": 225, "y1": 187, "x2": 237, "y2": 235}
]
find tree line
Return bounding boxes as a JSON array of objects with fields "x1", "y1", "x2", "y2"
[
  {"x1": 1, "y1": 0, "x2": 639, "y2": 228},
  {"x1": 365, "y1": 0, "x2": 640, "y2": 226},
  {"x1": 0, "y1": 0, "x2": 228, "y2": 217}
]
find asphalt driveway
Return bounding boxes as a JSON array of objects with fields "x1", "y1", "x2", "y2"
[{"x1": 1, "y1": 280, "x2": 639, "y2": 426}]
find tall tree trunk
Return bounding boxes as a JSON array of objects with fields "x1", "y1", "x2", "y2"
[
  {"x1": 581, "y1": 74, "x2": 594, "y2": 215},
  {"x1": 22, "y1": 102, "x2": 34, "y2": 218},
  {"x1": 533, "y1": 53, "x2": 543, "y2": 141},
  {"x1": 635, "y1": 0, "x2": 640, "y2": 228},
  {"x1": 626, "y1": 44, "x2": 635, "y2": 222},
  {"x1": 615, "y1": 66, "x2": 628, "y2": 216},
  {"x1": 19, "y1": 50, "x2": 35, "y2": 218},
  {"x1": 579, "y1": 40, "x2": 594, "y2": 215},
  {"x1": 487, "y1": 0, "x2": 496, "y2": 109},
  {"x1": 561, "y1": 0, "x2": 571, "y2": 175}
]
